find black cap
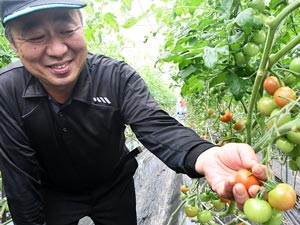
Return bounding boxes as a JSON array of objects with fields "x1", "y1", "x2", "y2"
[{"x1": 0, "y1": 0, "x2": 87, "y2": 25}]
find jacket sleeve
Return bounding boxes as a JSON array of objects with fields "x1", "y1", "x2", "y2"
[
  {"x1": 119, "y1": 64, "x2": 216, "y2": 178},
  {"x1": 0, "y1": 78, "x2": 45, "y2": 225}
]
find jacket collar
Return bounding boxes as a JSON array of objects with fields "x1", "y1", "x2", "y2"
[{"x1": 22, "y1": 62, "x2": 93, "y2": 105}]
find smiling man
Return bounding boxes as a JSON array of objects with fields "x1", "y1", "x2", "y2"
[{"x1": 0, "y1": 1, "x2": 267, "y2": 225}]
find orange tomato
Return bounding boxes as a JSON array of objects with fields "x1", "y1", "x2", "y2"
[
  {"x1": 220, "y1": 110, "x2": 233, "y2": 123},
  {"x1": 273, "y1": 87, "x2": 296, "y2": 107}
]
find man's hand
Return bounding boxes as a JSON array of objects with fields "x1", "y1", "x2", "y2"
[{"x1": 195, "y1": 143, "x2": 267, "y2": 209}]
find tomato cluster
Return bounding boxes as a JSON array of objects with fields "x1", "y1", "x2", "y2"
[
  {"x1": 234, "y1": 169, "x2": 297, "y2": 224},
  {"x1": 257, "y1": 73, "x2": 300, "y2": 171}
]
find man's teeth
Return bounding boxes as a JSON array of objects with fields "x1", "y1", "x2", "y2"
[{"x1": 52, "y1": 63, "x2": 68, "y2": 69}]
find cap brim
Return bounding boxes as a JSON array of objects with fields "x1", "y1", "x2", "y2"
[{"x1": 3, "y1": 3, "x2": 86, "y2": 24}]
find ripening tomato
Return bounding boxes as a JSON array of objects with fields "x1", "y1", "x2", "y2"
[
  {"x1": 243, "y1": 198, "x2": 272, "y2": 223},
  {"x1": 257, "y1": 96, "x2": 277, "y2": 116},
  {"x1": 235, "y1": 169, "x2": 260, "y2": 191},
  {"x1": 263, "y1": 76, "x2": 280, "y2": 95},
  {"x1": 232, "y1": 119, "x2": 245, "y2": 131},
  {"x1": 268, "y1": 183, "x2": 296, "y2": 211},
  {"x1": 220, "y1": 110, "x2": 233, "y2": 123},
  {"x1": 180, "y1": 185, "x2": 189, "y2": 193},
  {"x1": 273, "y1": 87, "x2": 296, "y2": 108},
  {"x1": 184, "y1": 205, "x2": 199, "y2": 217}
]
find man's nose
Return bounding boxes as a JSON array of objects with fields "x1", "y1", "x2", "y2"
[{"x1": 46, "y1": 37, "x2": 68, "y2": 57}]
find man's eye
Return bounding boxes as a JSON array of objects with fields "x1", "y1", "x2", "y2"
[
  {"x1": 28, "y1": 35, "x2": 45, "y2": 41},
  {"x1": 61, "y1": 30, "x2": 74, "y2": 35}
]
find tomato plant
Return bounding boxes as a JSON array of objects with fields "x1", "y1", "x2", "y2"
[
  {"x1": 220, "y1": 110, "x2": 233, "y2": 123},
  {"x1": 263, "y1": 76, "x2": 280, "y2": 95},
  {"x1": 243, "y1": 198, "x2": 272, "y2": 223},
  {"x1": 273, "y1": 87, "x2": 296, "y2": 108},
  {"x1": 268, "y1": 183, "x2": 296, "y2": 211},
  {"x1": 235, "y1": 169, "x2": 260, "y2": 191}
]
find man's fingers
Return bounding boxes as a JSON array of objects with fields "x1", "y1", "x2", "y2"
[{"x1": 233, "y1": 183, "x2": 249, "y2": 210}]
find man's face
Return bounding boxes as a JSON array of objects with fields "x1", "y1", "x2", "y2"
[{"x1": 8, "y1": 8, "x2": 88, "y2": 94}]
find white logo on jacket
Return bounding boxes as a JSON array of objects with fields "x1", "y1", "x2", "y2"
[{"x1": 93, "y1": 97, "x2": 111, "y2": 104}]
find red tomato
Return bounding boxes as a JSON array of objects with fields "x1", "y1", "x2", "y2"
[
  {"x1": 220, "y1": 110, "x2": 233, "y2": 123},
  {"x1": 268, "y1": 183, "x2": 296, "y2": 210},
  {"x1": 263, "y1": 76, "x2": 280, "y2": 95},
  {"x1": 235, "y1": 169, "x2": 260, "y2": 191},
  {"x1": 273, "y1": 87, "x2": 296, "y2": 107}
]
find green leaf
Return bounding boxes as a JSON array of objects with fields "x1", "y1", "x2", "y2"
[
  {"x1": 203, "y1": 46, "x2": 218, "y2": 68},
  {"x1": 225, "y1": 73, "x2": 246, "y2": 101},
  {"x1": 209, "y1": 72, "x2": 227, "y2": 88},
  {"x1": 122, "y1": 17, "x2": 138, "y2": 28},
  {"x1": 235, "y1": 8, "x2": 253, "y2": 26},
  {"x1": 104, "y1": 13, "x2": 119, "y2": 31},
  {"x1": 178, "y1": 65, "x2": 197, "y2": 78},
  {"x1": 121, "y1": 0, "x2": 132, "y2": 9}
]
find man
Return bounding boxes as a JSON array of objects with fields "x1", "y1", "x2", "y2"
[{"x1": 0, "y1": 1, "x2": 266, "y2": 225}]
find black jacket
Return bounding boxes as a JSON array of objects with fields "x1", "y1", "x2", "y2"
[{"x1": 0, "y1": 54, "x2": 215, "y2": 224}]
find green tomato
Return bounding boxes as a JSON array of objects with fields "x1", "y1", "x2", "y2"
[
  {"x1": 296, "y1": 156, "x2": 300, "y2": 168},
  {"x1": 257, "y1": 96, "x2": 277, "y2": 116},
  {"x1": 243, "y1": 42, "x2": 260, "y2": 57},
  {"x1": 262, "y1": 209, "x2": 283, "y2": 225},
  {"x1": 289, "y1": 159, "x2": 300, "y2": 171},
  {"x1": 249, "y1": 0, "x2": 266, "y2": 12},
  {"x1": 289, "y1": 57, "x2": 300, "y2": 74},
  {"x1": 253, "y1": 14, "x2": 266, "y2": 28},
  {"x1": 234, "y1": 52, "x2": 248, "y2": 66},
  {"x1": 212, "y1": 199, "x2": 225, "y2": 210},
  {"x1": 197, "y1": 210, "x2": 213, "y2": 223},
  {"x1": 243, "y1": 198, "x2": 272, "y2": 223},
  {"x1": 283, "y1": 73, "x2": 297, "y2": 86},
  {"x1": 275, "y1": 136, "x2": 295, "y2": 153},
  {"x1": 266, "y1": 108, "x2": 292, "y2": 129},
  {"x1": 286, "y1": 131, "x2": 300, "y2": 144},
  {"x1": 184, "y1": 205, "x2": 199, "y2": 217},
  {"x1": 252, "y1": 30, "x2": 266, "y2": 45},
  {"x1": 287, "y1": 144, "x2": 300, "y2": 158}
]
